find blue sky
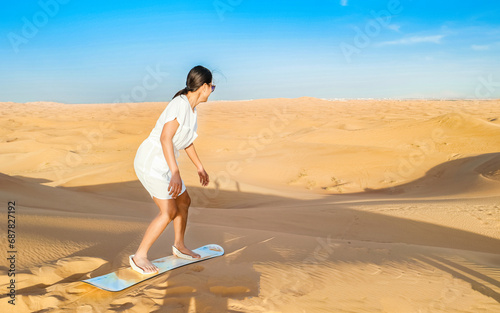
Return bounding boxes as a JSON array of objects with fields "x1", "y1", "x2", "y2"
[{"x1": 1, "y1": 0, "x2": 499, "y2": 103}]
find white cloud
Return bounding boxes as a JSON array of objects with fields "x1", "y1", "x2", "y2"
[
  {"x1": 377, "y1": 35, "x2": 445, "y2": 46},
  {"x1": 340, "y1": 0, "x2": 348, "y2": 6},
  {"x1": 387, "y1": 24, "x2": 401, "y2": 32},
  {"x1": 471, "y1": 44, "x2": 489, "y2": 51}
]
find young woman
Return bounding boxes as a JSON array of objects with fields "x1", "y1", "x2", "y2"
[{"x1": 130, "y1": 65, "x2": 215, "y2": 274}]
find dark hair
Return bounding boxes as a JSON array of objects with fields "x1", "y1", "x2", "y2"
[{"x1": 172, "y1": 65, "x2": 213, "y2": 99}]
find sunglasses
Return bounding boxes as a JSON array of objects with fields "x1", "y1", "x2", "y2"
[{"x1": 210, "y1": 84, "x2": 216, "y2": 92}]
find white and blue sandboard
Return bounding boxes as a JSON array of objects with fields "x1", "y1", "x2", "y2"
[{"x1": 83, "y1": 244, "x2": 224, "y2": 292}]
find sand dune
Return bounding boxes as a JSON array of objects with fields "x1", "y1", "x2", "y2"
[{"x1": 0, "y1": 98, "x2": 499, "y2": 312}]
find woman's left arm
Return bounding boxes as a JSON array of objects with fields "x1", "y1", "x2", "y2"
[
  {"x1": 185, "y1": 142, "x2": 203, "y2": 169},
  {"x1": 185, "y1": 143, "x2": 209, "y2": 186}
]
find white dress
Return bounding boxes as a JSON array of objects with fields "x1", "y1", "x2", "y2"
[{"x1": 134, "y1": 94, "x2": 198, "y2": 199}]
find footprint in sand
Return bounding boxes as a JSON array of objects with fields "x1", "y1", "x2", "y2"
[{"x1": 190, "y1": 265, "x2": 205, "y2": 272}]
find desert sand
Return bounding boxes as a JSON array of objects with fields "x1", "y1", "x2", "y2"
[{"x1": 0, "y1": 97, "x2": 499, "y2": 312}]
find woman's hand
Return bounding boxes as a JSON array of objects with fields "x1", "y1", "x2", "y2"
[
  {"x1": 197, "y1": 166, "x2": 209, "y2": 187},
  {"x1": 168, "y1": 171, "x2": 183, "y2": 198}
]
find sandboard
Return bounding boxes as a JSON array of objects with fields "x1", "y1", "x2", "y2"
[{"x1": 82, "y1": 244, "x2": 224, "y2": 292}]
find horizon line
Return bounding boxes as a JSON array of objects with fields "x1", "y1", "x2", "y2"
[{"x1": 2, "y1": 96, "x2": 499, "y2": 105}]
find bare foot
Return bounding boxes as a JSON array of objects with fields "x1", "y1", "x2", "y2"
[
  {"x1": 132, "y1": 255, "x2": 159, "y2": 273},
  {"x1": 174, "y1": 244, "x2": 201, "y2": 259}
]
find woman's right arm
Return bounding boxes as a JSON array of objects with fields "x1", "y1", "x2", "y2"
[{"x1": 160, "y1": 118, "x2": 182, "y2": 197}]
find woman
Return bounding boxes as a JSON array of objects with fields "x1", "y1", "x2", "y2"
[{"x1": 130, "y1": 65, "x2": 214, "y2": 274}]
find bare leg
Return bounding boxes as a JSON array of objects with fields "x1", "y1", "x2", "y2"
[
  {"x1": 173, "y1": 190, "x2": 200, "y2": 258},
  {"x1": 132, "y1": 196, "x2": 178, "y2": 273}
]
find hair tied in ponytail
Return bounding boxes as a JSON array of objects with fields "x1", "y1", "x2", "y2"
[{"x1": 172, "y1": 65, "x2": 213, "y2": 99}]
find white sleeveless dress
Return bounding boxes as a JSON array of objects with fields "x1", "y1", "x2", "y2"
[{"x1": 134, "y1": 94, "x2": 198, "y2": 199}]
